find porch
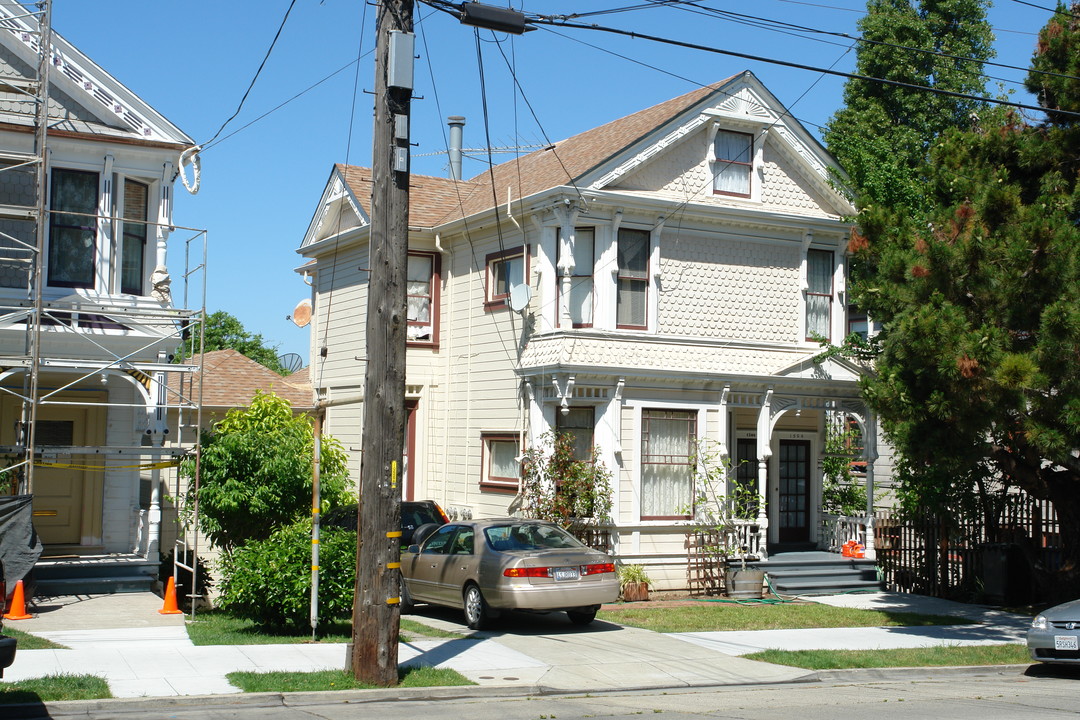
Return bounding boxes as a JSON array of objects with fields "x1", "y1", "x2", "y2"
[{"x1": 30, "y1": 552, "x2": 159, "y2": 597}]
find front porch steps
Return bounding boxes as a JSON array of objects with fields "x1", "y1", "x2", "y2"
[
  {"x1": 754, "y1": 550, "x2": 882, "y2": 596},
  {"x1": 31, "y1": 553, "x2": 159, "y2": 596}
]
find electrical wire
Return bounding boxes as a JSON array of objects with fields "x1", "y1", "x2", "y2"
[
  {"x1": 200, "y1": 0, "x2": 298, "y2": 149},
  {"x1": 528, "y1": 16, "x2": 1080, "y2": 120}
]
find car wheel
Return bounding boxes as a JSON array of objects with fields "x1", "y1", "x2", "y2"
[
  {"x1": 412, "y1": 522, "x2": 441, "y2": 548},
  {"x1": 399, "y1": 575, "x2": 414, "y2": 615},
  {"x1": 567, "y1": 606, "x2": 598, "y2": 625},
  {"x1": 463, "y1": 584, "x2": 489, "y2": 630}
]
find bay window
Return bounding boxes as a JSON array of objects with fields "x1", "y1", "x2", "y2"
[
  {"x1": 616, "y1": 228, "x2": 648, "y2": 329},
  {"x1": 640, "y1": 409, "x2": 696, "y2": 519},
  {"x1": 806, "y1": 249, "x2": 833, "y2": 341},
  {"x1": 48, "y1": 168, "x2": 98, "y2": 289},
  {"x1": 557, "y1": 227, "x2": 594, "y2": 327}
]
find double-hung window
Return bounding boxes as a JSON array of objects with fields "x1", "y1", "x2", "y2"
[
  {"x1": 557, "y1": 227, "x2": 594, "y2": 327},
  {"x1": 640, "y1": 409, "x2": 696, "y2": 519},
  {"x1": 407, "y1": 251, "x2": 439, "y2": 344},
  {"x1": 481, "y1": 433, "x2": 520, "y2": 491},
  {"x1": 806, "y1": 249, "x2": 834, "y2": 342},
  {"x1": 616, "y1": 228, "x2": 648, "y2": 329},
  {"x1": 485, "y1": 246, "x2": 525, "y2": 310},
  {"x1": 121, "y1": 179, "x2": 149, "y2": 295},
  {"x1": 48, "y1": 168, "x2": 99, "y2": 289},
  {"x1": 556, "y1": 407, "x2": 595, "y2": 462},
  {"x1": 713, "y1": 130, "x2": 753, "y2": 197}
]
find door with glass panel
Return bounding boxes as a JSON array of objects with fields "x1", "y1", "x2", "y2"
[{"x1": 777, "y1": 440, "x2": 811, "y2": 543}]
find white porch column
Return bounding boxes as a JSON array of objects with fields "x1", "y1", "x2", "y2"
[
  {"x1": 554, "y1": 204, "x2": 579, "y2": 328},
  {"x1": 755, "y1": 387, "x2": 774, "y2": 558},
  {"x1": 717, "y1": 385, "x2": 730, "y2": 460},
  {"x1": 862, "y1": 410, "x2": 879, "y2": 560},
  {"x1": 151, "y1": 161, "x2": 173, "y2": 305}
]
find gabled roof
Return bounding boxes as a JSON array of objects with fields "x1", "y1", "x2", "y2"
[
  {"x1": 0, "y1": 5, "x2": 192, "y2": 146},
  {"x1": 173, "y1": 349, "x2": 312, "y2": 412},
  {"x1": 304, "y1": 72, "x2": 849, "y2": 247}
]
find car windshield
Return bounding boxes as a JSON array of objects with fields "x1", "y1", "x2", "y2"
[{"x1": 484, "y1": 524, "x2": 585, "y2": 551}]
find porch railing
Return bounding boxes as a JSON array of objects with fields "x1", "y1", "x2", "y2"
[{"x1": 819, "y1": 513, "x2": 868, "y2": 553}]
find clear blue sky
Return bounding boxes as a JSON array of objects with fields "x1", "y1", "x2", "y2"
[{"x1": 51, "y1": 0, "x2": 1052, "y2": 362}]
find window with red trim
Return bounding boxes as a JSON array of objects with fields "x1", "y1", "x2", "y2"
[
  {"x1": 485, "y1": 246, "x2": 526, "y2": 310},
  {"x1": 407, "y1": 251, "x2": 440, "y2": 346},
  {"x1": 713, "y1": 130, "x2": 753, "y2": 197},
  {"x1": 481, "y1": 432, "x2": 520, "y2": 492},
  {"x1": 640, "y1": 409, "x2": 696, "y2": 520}
]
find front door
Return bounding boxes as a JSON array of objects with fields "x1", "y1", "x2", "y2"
[
  {"x1": 1, "y1": 399, "x2": 105, "y2": 546},
  {"x1": 777, "y1": 440, "x2": 811, "y2": 544}
]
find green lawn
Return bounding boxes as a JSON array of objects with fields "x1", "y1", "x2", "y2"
[
  {"x1": 185, "y1": 610, "x2": 465, "y2": 646},
  {"x1": 0, "y1": 674, "x2": 111, "y2": 705},
  {"x1": 600, "y1": 601, "x2": 976, "y2": 634},
  {"x1": 746, "y1": 643, "x2": 1031, "y2": 669},
  {"x1": 226, "y1": 666, "x2": 472, "y2": 693},
  {"x1": 2, "y1": 627, "x2": 66, "y2": 650}
]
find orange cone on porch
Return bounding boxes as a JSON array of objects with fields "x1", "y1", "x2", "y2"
[
  {"x1": 158, "y1": 576, "x2": 183, "y2": 615},
  {"x1": 3, "y1": 579, "x2": 32, "y2": 620}
]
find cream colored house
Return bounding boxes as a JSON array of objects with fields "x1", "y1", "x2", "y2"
[{"x1": 297, "y1": 72, "x2": 889, "y2": 590}]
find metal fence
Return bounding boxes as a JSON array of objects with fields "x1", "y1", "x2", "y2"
[{"x1": 875, "y1": 494, "x2": 1061, "y2": 604}]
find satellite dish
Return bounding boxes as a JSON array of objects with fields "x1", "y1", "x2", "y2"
[
  {"x1": 508, "y1": 283, "x2": 532, "y2": 312},
  {"x1": 278, "y1": 352, "x2": 304, "y2": 373},
  {"x1": 291, "y1": 299, "x2": 312, "y2": 328}
]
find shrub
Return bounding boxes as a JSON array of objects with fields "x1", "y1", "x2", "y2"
[{"x1": 217, "y1": 519, "x2": 357, "y2": 629}]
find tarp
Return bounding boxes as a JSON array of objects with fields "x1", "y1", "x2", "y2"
[{"x1": 0, "y1": 495, "x2": 43, "y2": 586}]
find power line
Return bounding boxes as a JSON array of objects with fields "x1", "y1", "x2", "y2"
[
  {"x1": 528, "y1": 16, "x2": 1080, "y2": 120},
  {"x1": 200, "y1": 0, "x2": 298, "y2": 148}
]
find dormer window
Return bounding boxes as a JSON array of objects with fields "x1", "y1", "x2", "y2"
[{"x1": 713, "y1": 130, "x2": 753, "y2": 197}]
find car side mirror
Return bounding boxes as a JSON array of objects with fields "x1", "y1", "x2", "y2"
[{"x1": 407, "y1": 544, "x2": 420, "y2": 554}]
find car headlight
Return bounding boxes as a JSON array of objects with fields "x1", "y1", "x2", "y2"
[{"x1": 1031, "y1": 614, "x2": 1047, "y2": 630}]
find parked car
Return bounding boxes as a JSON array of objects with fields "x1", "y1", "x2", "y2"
[
  {"x1": 0, "y1": 560, "x2": 16, "y2": 678},
  {"x1": 400, "y1": 518, "x2": 619, "y2": 630},
  {"x1": 321, "y1": 500, "x2": 449, "y2": 548},
  {"x1": 1028, "y1": 598, "x2": 1080, "y2": 664}
]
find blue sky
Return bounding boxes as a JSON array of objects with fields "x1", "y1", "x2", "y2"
[{"x1": 50, "y1": 0, "x2": 1053, "y2": 362}]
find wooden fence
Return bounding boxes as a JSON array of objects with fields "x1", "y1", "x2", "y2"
[{"x1": 875, "y1": 494, "x2": 1061, "y2": 603}]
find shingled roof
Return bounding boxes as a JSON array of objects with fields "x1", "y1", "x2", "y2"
[
  {"x1": 173, "y1": 349, "x2": 313, "y2": 413},
  {"x1": 338, "y1": 79, "x2": 737, "y2": 229}
]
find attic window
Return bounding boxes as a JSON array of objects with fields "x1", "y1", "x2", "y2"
[{"x1": 713, "y1": 130, "x2": 753, "y2": 197}]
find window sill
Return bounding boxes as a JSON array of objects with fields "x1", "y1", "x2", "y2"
[{"x1": 479, "y1": 482, "x2": 519, "y2": 494}]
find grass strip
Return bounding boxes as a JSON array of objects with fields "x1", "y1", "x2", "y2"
[
  {"x1": 600, "y1": 602, "x2": 976, "y2": 634},
  {"x1": 186, "y1": 610, "x2": 466, "y2": 646},
  {"x1": 745, "y1": 643, "x2": 1031, "y2": 669},
  {"x1": 0, "y1": 674, "x2": 111, "y2": 704},
  {"x1": 226, "y1": 666, "x2": 472, "y2": 693},
  {"x1": 2, "y1": 628, "x2": 66, "y2": 650}
]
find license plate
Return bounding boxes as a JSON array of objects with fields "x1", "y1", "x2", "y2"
[
  {"x1": 552, "y1": 566, "x2": 580, "y2": 581},
  {"x1": 1054, "y1": 635, "x2": 1078, "y2": 651}
]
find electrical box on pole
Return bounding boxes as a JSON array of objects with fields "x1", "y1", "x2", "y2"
[{"x1": 352, "y1": 0, "x2": 413, "y2": 687}]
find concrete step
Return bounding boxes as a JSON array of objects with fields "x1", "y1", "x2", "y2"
[
  {"x1": 753, "y1": 550, "x2": 883, "y2": 596},
  {"x1": 31, "y1": 555, "x2": 159, "y2": 596},
  {"x1": 34, "y1": 575, "x2": 155, "y2": 596}
]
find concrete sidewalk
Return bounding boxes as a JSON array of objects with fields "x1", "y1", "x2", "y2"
[{"x1": 0, "y1": 590, "x2": 1030, "y2": 699}]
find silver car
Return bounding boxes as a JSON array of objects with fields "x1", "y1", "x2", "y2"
[
  {"x1": 400, "y1": 519, "x2": 619, "y2": 629},
  {"x1": 1028, "y1": 598, "x2": 1080, "y2": 664}
]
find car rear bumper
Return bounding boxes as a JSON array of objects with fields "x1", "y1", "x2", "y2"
[
  {"x1": 0, "y1": 634, "x2": 16, "y2": 677},
  {"x1": 485, "y1": 577, "x2": 619, "y2": 611}
]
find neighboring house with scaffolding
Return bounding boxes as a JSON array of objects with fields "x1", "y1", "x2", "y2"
[
  {"x1": 0, "y1": 4, "x2": 204, "y2": 594},
  {"x1": 298, "y1": 72, "x2": 892, "y2": 591}
]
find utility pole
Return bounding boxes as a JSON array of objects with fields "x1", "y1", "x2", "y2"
[{"x1": 352, "y1": 0, "x2": 413, "y2": 687}]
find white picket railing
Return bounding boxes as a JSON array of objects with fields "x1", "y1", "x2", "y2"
[{"x1": 819, "y1": 513, "x2": 868, "y2": 553}]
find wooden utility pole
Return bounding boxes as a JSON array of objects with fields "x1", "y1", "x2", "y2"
[{"x1": 351, "y1": 0, "x2": 413, "y2": 686}]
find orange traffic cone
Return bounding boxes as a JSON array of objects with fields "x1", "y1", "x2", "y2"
[
  {"x1": 158, "y1": 576, "x2": 183, "y2": 615},
  {"x1": 3, "y1": 579, "x2": 32, "y2": 620}
]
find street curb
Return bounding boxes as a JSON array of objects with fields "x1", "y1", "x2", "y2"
[
  {"x1": 810, "y1": 663, "x2": 1032, "y2": 683},
  {"x1": 0, "y1": 664, "x2": 1039, "y2": 718}
]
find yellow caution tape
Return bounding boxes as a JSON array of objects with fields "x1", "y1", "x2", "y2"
[{"x1": 35, "y1": 459, "x2": 182, "y2": 471}]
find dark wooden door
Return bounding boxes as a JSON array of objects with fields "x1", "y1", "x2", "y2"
[{"x1": 778, "y1": 440, "x2": 811, "y2": 543}]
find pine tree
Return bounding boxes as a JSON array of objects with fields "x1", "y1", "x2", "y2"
[{"x1": 852, "y1": 2, "x2": 1080, "y2": 599}]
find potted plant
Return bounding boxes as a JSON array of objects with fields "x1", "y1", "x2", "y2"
[{"x1": 618, "y1": 564, "x2": 651, "y2": 601}]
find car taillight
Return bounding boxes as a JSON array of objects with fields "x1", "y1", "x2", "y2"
[
  {"x1": 582, "y1": 563, "x2": 615, "y2": 575},
  {"x1": 503, "y1": 567, "x2": 552, "y2": 578},
  {"x1": 433, "y1": 502, "x2": 450, "y2": 524}
]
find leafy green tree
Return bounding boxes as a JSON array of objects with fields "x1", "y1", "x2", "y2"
[
  {"x1": 182, "y1": 391, "x2": 352, "y2": 551},
  {"x1": 190, "y1": 310, "x2": 287, "y2": 375},
  {"x1": 824, "y1": 0, "x2": 995, "y2": 214},
  {"x1": 850, "y1": 3, "x2": 1080, "y2": 598},
  {"x1": 520, "y1": 431, "x2": 613, "y2": 535}
]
